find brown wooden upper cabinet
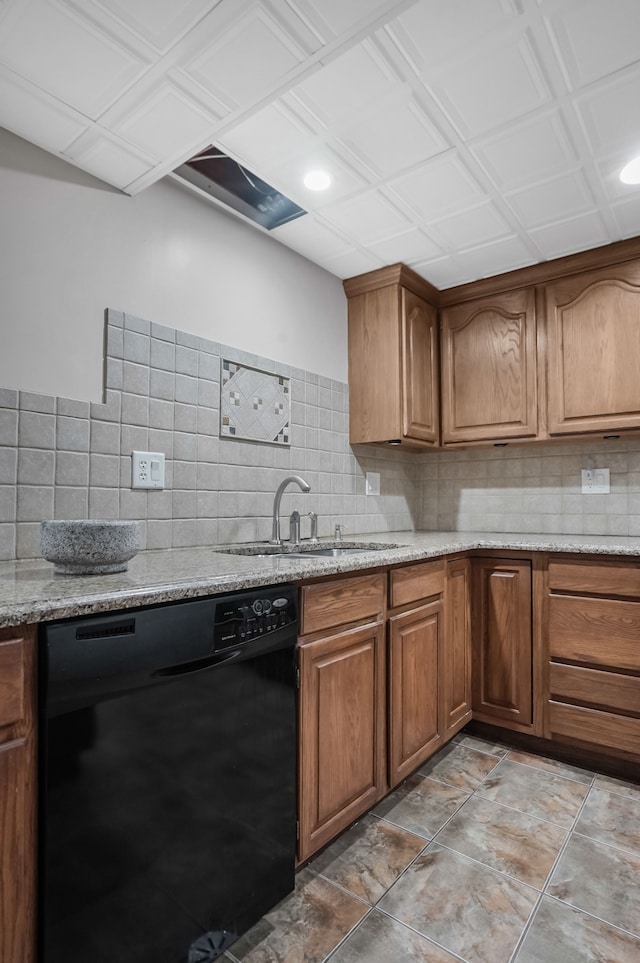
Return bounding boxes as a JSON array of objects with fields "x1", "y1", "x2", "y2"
[
  {"x1": 546, "y1": 259, "x2": 640, "y2": 436},
  {"x1": 344, "y1": 264, "x2": 440, "y2": 448},
  {"x1": 440, "y1": 288, "x2": 538, "y2": 444}
]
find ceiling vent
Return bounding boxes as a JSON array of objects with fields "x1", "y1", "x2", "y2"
[{"x1": 172, "y1": 145, "x2": 306, "y2": 231}]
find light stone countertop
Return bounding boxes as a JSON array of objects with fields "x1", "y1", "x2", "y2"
[{"x1": 2, "y1": 530, "x2": 640, "y2": 628}]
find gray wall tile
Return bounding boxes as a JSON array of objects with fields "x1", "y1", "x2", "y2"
[
  {"x1": 55, "y1": 487, "x2": 88, "y2": 519},
  {"x1": 17, "y1": 485, "x2": 54, "y2": 522},
  {"x1": 56, "y1": 452, "x2": 89, "y2": 487},
  {"x1": 0, "y1": 448, "x2": 17, "y2": 484},
  {"x1": 19, "y1": 411, "x2": 55, "y2": 449},
  {"x1": 19, "y1": 391, "x2": 56, "y2": 413},
  {"x1": 0, "y1": 389, "x2": 18, "y2": 408},
  {"x1": 18, "y1": 448, "x2": 55, "y2": 486},
  {"x1": 0, "y1": 523, "x2": 16, "y2": 560},
  {"x1": 57, "y1": 416, "x2": 90, "y2": 452}
]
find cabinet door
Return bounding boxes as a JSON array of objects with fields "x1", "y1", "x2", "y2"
[
  {"x1": 546, "y1": 261, "x2": 640, "y2": 435},
  {"x1": 0, "y1": 626, "x2": 36, "y2": 963},
  {"x1": 441, "y1": 558, "x2": 472, "y2": 739},
  {"x1": 298, "y1": 621, "x2": 386, "y2": 862},
  {"x1": 402, "y1": 288, "x2": 439, "y2": 444},
  {"x1": 472, "y1": 559, "x2": 533, "y2": 729},
  {"x1": 388, "y1": 599, "x2": 441, "y2": 788},
  {"x1": 441, "y1": 288, "x2": 537, "y2": 443}
]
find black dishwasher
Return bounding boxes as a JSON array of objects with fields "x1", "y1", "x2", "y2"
[{"x1": 38, "y1": 584, "x2": 298, "y2": 963}]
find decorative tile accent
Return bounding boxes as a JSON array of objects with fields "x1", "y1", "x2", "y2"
[{"x1": 220, "y1": 360, "x2": 290, "y2": 445}]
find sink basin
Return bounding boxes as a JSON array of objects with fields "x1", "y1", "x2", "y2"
[{"x1": 219, "y1": 542, "x2": 402, "y2": 559}]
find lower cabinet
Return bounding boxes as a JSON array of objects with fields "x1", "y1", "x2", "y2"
[
  {"x1": 472, "y1": 558, "x2": 533, "y2": 730},
  {"x1": 441, "y1": 557, "x2": 472, "y2": 739},
  {"x1": 388, "y1": 560, "x2": 445, "y2": 788},
  {"x1": 297, "y1": 574, "x2": 387, "y2": 862},
  {"x1": 0, "y1": 624, "x2": 36, "y2": 963},
  {"x1": 546, "y1": 557, "x2": 640, "y2": 761}
]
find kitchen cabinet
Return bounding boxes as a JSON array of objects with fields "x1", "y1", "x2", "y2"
[
  {"x1": 440, "y1": 288, "x2": 538, "y2": 444},
  {"x1": 343, "y1": 264, "x2": 440, "y2": 448},
  {"x1": 472, "y1": 558, "x2": 533, "y2": 730},
  {"x1": 441, "y1": 557, "x2": 472, "y2": 739},
  {"x1": 0, "y1": 624, "x2": 36, "y2": 963},
  {"x1": 546, "y1": 259, "x2": 640, "y2": 436},
  {"x1": 546, "y1": 558, "x2": 640, "y2": 761},
  {"x1": 297, "y1": 573, "x2": 386, "y2": 862},
  {"x1": 387, "y1": 561, "x2": 444, "y2": 788}
]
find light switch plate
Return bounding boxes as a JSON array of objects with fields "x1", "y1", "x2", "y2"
[
  {"x1": 132, "y1": 451, "x2": 165, "y2": 489},
  {"x1": 365, "y1": 472, "x2": 380, "y2": 496},
  {"x1": 581, "y1": 467, "x2": 610, "y2": 494}
]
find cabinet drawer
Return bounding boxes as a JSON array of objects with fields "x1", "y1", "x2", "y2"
[
  {"x1": 300, "y1": 573, "x2": 385, "y2": 636},
  {"x1": 548, "y1": 701, "x2": 640, "y2": 757},
  {"x1": 548, "y1": 595, "x2": 640, "y2": 671},
  {"x1": 389, "y1": 560, "x2": 444, "y2": 609},
  {"x1": 549, "y1": 662, "x2": 640, "y2": 716},
  {"x1": 0, "y1": 637, "x2": 24, "y2": 732},
  {"x1": 548, "y1": 559, "x2": 640, "y2": 598}
]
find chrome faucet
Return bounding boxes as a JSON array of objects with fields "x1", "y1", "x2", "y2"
[{"x1": 271, "y1": 475, "x2": 311, "y2": 544}]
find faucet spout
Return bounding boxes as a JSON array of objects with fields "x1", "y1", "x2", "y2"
[{"x1": 271, "y1": 475, "x2": 311, "y2": 545}]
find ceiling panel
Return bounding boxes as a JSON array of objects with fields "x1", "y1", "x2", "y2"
[
  {"x1": 81, "y1": 0, "x2": 223, "y2": 54},
  {"x1": 504, "y1": 169, "x2": 595, "y2": 229},
  {"x1": 543, "y1": 0, "x2": 640, "y2": 88},
  {"x1": 0, "y1": 66, "x2": 87, "y2": 152},
  {"x1": 389, "y1": 152, "x2": 486, "y2": 221},
  {"x1": 334, "y1": 86, "x2": 448, "y2": 179},
  {"x1": 0, "y1": 0, "x2": 147, "y2": 118},
  {"x1": 426, "y1": 30, "x2": 552, "y2": 140},
  {"x1": 1, "y1": 0, "x2": 640, "y2": 288},
  {"x1": 529, "y1": 209, "x2": 610, "y2": 258},
  {"x1": 470, "y1": 109, "x2": 578, "y2": 193},
  {"x1": 63, "y1": 128, "x2": 156, "y2": 188},
  {"x1": 183, "y1": 4, "x2": 308, "y2": 108},
  {"x1": 431, "y1": 201, "x2": 512, "y2": 250}
]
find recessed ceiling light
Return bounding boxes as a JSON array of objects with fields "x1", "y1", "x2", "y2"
[
  {"x1": 303, "y1": 169, "x2": 332, "y2": 191},
  {"x1": 620, "y1": 155, "x2": 640, "y2": 184}
]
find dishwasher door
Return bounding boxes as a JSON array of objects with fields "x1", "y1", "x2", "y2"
[{"x1": 38, "y1": 586, "x2": 297, "y2": 963}]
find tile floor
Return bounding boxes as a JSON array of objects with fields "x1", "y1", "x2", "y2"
[{"x1": 225, "y1": 732, "x2": 640, "y2": 963}]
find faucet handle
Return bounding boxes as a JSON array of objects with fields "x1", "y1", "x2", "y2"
[
  {"x1": 289, "y1": 510, "x2": 301, "y2": 546},
  {"x1": 307, "y1": 511, "x2": 318, "y2": 544},
  {"x1": 334, "y1": 523, "x2": 347, "y2": 542}
]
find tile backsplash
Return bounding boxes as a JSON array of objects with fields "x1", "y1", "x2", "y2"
[
  {"x1": 2, "y1": 308, "x2": 640, "y2": 562},
  {"x1": 0, "y1": 310, "x2": 421, "y2": 561}
]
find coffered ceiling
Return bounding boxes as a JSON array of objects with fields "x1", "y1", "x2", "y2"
[{"x1": 2, "y1": 0, "x2": 640, "y2": 288}]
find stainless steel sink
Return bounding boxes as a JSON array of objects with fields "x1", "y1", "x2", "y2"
[{"x1": 219, "y1": 543, "x2": 401, "y2": 559}]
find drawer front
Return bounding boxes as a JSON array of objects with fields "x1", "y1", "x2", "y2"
[
  {"x1": 548, "y1": 595, "x2": 640, "y2": 671},
  {"x1": 548, "y1": 701, "x2": 640, "y2": 758},
  {"x1": 549, "y1": 662, "x2": 640, "y2": 717},
  {"x1": 389, "y1": 560, "x2": 444, "y2": 609},
  {"x1": 0, "y1": 638, "x2": 24, "y2": 732},
  {"x1": 300, "y1": 573, "x2": 386, "y2": 636},
  {"x1": 548, "y1": 559, "x2": 640, "y2": 598}
]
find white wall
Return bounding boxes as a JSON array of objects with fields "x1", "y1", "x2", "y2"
[{"x1": 0, "y1": 128, "x2": 347, "y2": 402}]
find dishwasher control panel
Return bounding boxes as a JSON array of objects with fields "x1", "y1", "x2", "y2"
[{"x1": 214, "y1": 585, "x2": 297, "y2": 649}]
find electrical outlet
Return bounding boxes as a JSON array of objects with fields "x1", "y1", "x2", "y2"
[
  {"x1": 132, "y1": 451, "x2": 165, "y2": 489},
  {"x1": 365, "y1": 472, "x2": 380, "y2": 496},
  {"x1": 581, "y1": 467, "x2": 610, "y2": 494}
]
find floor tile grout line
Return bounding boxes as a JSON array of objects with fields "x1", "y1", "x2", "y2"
[
  {"x1": 370, "y1": 902, "x2": 472, "y2": 963},
  {"x1": 425, "y1": 839, "x2": 544, "y2": 895},
  {"x1": 321, "y1": 905, "x2": 378, "y2": 963},
  {"x1": 541, "y1": 891, "x2": 640, "y2": 943},
  {"x1": 570, "y1": 826, "x2": 640, "y2": 861},
  {"x1": 507, "y1": 770, "x2": 598, "y2": 962},
  {"x1": 488, "y1": 754, "x2": 597, "y2": 789},
  {"x1": 470, "y1": 787, "x2": 582, "y2": 831},
  {"x1": 503, "y1": 749, "x2": 596, "y2": 785}
]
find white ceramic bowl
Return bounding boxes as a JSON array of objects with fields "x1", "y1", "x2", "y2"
[{"x1": 40, "y1": 519, "x2": 140, "y2": 575}]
